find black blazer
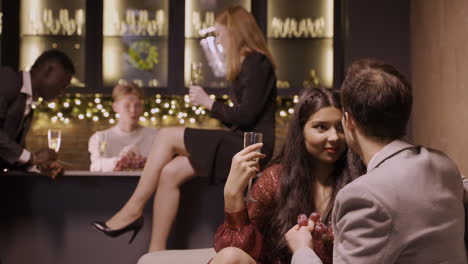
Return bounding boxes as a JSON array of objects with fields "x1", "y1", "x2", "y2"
[
  {"x1": 0, "y1": 67, "x2": 33, "y2": 167},
  {"x1": 210, "y1": 52, "x2": 277, "y2": 157}
]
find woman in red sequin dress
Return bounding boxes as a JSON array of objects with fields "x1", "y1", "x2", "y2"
[{"x1": 210, "y1": 88, "x2": 365, "y2": 264}]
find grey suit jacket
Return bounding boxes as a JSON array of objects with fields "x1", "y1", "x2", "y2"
[
  {"x1": 0, "y1": 67, "x2": 32, "y2": 168},
  {"x1": 292, "y1": 140, "x2": 467, "y2": 264}
]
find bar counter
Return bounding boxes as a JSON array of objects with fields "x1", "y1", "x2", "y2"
[{"x1": 0, "y1": 170, "x2": 224, "y2": 264}]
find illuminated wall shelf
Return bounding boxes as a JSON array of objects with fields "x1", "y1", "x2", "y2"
[{"x1": 0, "y1": 0, "x2": 343, "y2": 96}]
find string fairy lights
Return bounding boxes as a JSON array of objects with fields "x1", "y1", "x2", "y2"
[{"x1": 33, "y1": 94, "x2": 298, "y2": 126}]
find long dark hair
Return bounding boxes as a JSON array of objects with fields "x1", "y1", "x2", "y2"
[{"x1": 259, "y1": 88, "x2": 365, "y2": 263}]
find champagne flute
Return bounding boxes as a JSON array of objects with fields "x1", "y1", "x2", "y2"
[
  {"x1": 98, "y1": 133, "x2": 108, "y2": 156},
  {"x1": 47, "y1": 129, "x2": 62, "y2": 152},
  {"x1": 243, "y1": 131, "x2": 263, "y2": 202},
  {"x1": 190, "y1": 62, "x2": 203, "y2": 86}
]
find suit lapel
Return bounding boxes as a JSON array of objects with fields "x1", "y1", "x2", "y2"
[
  {"x1": 367, "y1": 140, "x2": 417, "y2": 172},
  {"x1": 15, "y1": 94, "x2": 28, "y2": 139},
  {"x1": 17, "y1": 110, "x2": 33, "y2": 146}
]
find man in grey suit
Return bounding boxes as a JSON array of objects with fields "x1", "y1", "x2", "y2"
[
  {"x1": 286, "y1": 59, "x2": 467, "y2": 263},
  {"x1": 0, "y1": 49, "x2": 75, "y2": 179}
]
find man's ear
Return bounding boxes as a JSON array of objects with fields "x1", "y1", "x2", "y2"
[
  {"x1": 343, "y1": 112, "x2": 356, "y2": 131},
  {"x1": 112, "y1": 101, "x2": 118, "y2": 113},
  {"x1": 42, "y1": 63, "x2": 54, "y2": 78}
]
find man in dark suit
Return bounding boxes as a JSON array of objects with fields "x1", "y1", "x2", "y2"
[
  {"x1": 0, "y1": 49, "x2": 75, "y2": 179},
  {"x1": 286, "y1": 59, "x2": 467, "y2": 263}
]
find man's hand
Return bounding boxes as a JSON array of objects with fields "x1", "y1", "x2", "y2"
[
  {"x1": 285, "y1": 219, "x2": 315, "y2": 253},
  {"x1": 34, "y1": 148, "x2": 58, "y2": 164},
  {"x1": 32, "y1": 148, "x2": 63, "y2": 179},
  {"x1": 37, "y1": 160, "x2": 64, "y2": 179}
]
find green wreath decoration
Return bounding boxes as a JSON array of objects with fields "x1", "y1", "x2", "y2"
[{"x1": 128, "y1": 40, "x2": 159, "y2": 71}]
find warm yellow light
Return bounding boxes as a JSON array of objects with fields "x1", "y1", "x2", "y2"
[
  {"x1": 64, "y1": 102, "x2": 70, "y2": 107},
  {"x1": 75, "y1": 99, "x2": 81, "y2": 105},
  {"x1": 280, "y1": 111, "x2": 287, "y2": 117},
  {"x1": 179, "y1": 119, "x2": 185, "y2": 124},
  {"x1": 57, "y1": 112, "x2": 63, "y2": 117},
  {"x1": 156, "y1": 99, "x2": 162, "y2": 104},
  {"x1": 103, "y1": 112, "x2": 110, "y2": 117},
  {"x1": 139, "y1": 117, "x2": 146, "y2": 122},
  {"x1": 109, "y1": 118, "x2": 115, "y2": 124},
  {"x1": 288, "y1": 108, "x2": 294, "y2": 114},
  {"x1": 189, "y1": 118, "x2": 196, "y2": 123},
  {"x1": 78, "y1": 114, "x2": 85, "y2": 119},
  {"x1": 92, "y1": 116, "x2": 99, "y2": 121},
  {"x1": 95, "y1": 98, "x2": 101, "y2": 103},
  {"x1": 48, "y1": 102, "x2": 56, "y2": 109},
  {"x1": 103, "y1": 39, "x2": 121, "y2": 84}
]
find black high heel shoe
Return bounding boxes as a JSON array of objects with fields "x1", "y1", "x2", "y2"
[{"x1": 91, "y1": 216, "x2": 144, "y2": 244}]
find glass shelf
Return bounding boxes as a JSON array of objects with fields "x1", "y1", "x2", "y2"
[
  {"x1": 268, "y1": 0, "x2": 334, "y2": 89},
  {"x1": 20, "y1": 0, "x2": 86, "y2": 87},
  {"x1": 102, "y1": 0, "x2": 168, "y2": 88},
  {"x1": 269, "y1": 38, "x2": 333, "y2": 89}
]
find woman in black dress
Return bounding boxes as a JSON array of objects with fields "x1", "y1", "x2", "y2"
[{"x1": 92, "y1": 6, "x2": 277, "y2": 252}]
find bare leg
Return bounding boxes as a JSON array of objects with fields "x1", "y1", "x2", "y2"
[
  {"x1": 210, "y1": 247, "x2": 256, "y2": 264},
  {"x1": 106, "y1": 127, "x2": 189, "y2": 229},
  {"x1": 148, "y1": 155, "x2": 196, "y2": 252}
]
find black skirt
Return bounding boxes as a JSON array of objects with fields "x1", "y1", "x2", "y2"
[{"x1": 184, "y1": 128, "x2": 243, "y2": 184}]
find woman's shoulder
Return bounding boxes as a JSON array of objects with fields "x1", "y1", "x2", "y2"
[{"x1": 244, "y1": 52, "x2": 273, "y2": 68}]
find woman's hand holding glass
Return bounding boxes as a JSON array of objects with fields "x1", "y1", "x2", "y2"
[
  {"x1": 188, "y1": 85, "x2": 215, "y2": 110},
  {"x1": 224, "y1": 143, "x2": 265, "y2": 213}
]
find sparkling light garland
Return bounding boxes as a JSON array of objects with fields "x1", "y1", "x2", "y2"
[{"x1": 33, "y1": 94, "x2": 298, "y2": 125}]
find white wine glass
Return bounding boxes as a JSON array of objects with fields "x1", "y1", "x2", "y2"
[
  {"x1": 47, "y1": 129, "x2": 62, "y2": 152},
  {"x1": 243, "y1": 131, "x2": 263, "y2": 202}
]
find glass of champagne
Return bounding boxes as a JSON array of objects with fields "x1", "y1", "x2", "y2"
[
  {"x1": 98, "y1": 133, "x2": 108, "y2": 156},
  {"x1": 190, "y1": 62, "x2": 203, "y2": 86},
  {"x1": 47, "y1": 129, "x2": 62, "y2": 152},
  {"x1": 243, "y1": 131, "x2": 263, "y2": 202}
]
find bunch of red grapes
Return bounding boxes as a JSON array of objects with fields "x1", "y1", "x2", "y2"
[
  {"x1": 114, "y1": 154, "x2": 147, "y2": 171},
  {"x1": 297, "y1": 212, "x2": 334, "y2": 241}
]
